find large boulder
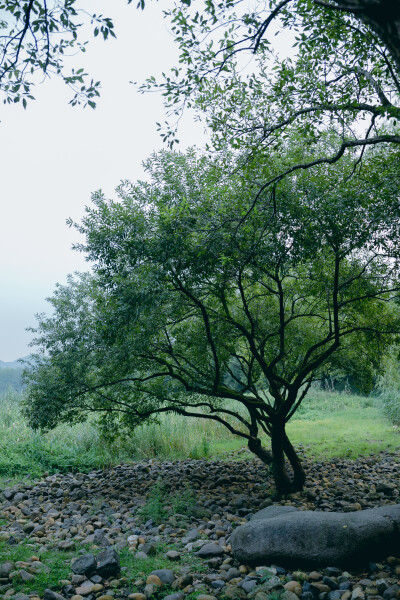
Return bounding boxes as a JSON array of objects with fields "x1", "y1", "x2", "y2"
[{"x1": 230, "y1": 504, "x2": 400, "y2": 568}]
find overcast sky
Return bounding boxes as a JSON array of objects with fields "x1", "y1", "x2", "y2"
[
  {"x1": 0, "y1": 1, "x2": 294, "y2": 362},
  {"x1": 0, "y1": 0, "x2": 206, "y2": 361}
]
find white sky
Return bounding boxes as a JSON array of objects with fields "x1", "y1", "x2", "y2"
[
  {"x1": 0, "y1": 0, "x2": 205, "y2": 361},
  {"x1": 0, "y1": 0, "x2": 293, "y2": 362}
]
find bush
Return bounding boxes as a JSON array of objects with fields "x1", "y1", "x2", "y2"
[{"x1": 375, "y1": 347, "x2": 400, "y2": 425}]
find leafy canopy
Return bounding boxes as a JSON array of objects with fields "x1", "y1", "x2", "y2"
[
  {"x1": 24, "y1": 143, "x2": 400, "y2": 442},
  {"x1": 143, "y1": 0, "x2": 400, "y2": 184}
]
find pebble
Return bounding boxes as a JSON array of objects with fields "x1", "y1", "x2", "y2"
[{"x1": 1, "y1": 451, "x2": 400, "y2": 599}]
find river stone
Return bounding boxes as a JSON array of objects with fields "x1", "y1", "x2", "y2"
[
  {"x1": 196, "y1": 543, "x2": 224, "y2": 558},
  {"x1": 230, "y1": 504, "x2": 400, "y2": 568},
  {"x1": 71, "y1": 554, "x2": 96, "y2": 576},
  {"x1": 43, "y1": 590, "x2": 67, "y2": 600},
  {"x1": 96, "y1": 547, "x2": 120, "y2": 578},
  {"x1": 149, "y1": 569, "x2": 175, "y2": 585},
  {"x1": 250, "y1": 505, "x2": 298, "y2": 520},
  {"x1": 0, "y1": 560, "x2": 15, "y2": 577}
]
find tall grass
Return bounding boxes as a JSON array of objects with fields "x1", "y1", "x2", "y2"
[
  {"x1": 0, "y1": 386, "x2": 399, "y2": 481},
  {"x1": 374, "y1": 347, "x2": 400, "y2": 425},
  {"x1": 0, "y1": 389, "x2": 224, "y2": 478}
]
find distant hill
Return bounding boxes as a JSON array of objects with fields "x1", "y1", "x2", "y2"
[
  {"x1": 0, "y1": 359, "x2": 24, "y2": 369},
  {"x1": 0, "y1": 357, "x2": 26, "y2": 393}
]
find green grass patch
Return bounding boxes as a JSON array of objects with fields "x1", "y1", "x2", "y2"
[
  {"x1": 0, "y1": 388, "x2": 398, "y2": 486},
  {"x1": 119, "y1": 544, "x2": 208, "y2": 592},
  {"x1": 0, "y1": 389, "x2": 215, "y2": 481},
  {"x1": 137, "y1": 480, "x2": 207, "y2": 526},
  {"x1": 0, "y1": 540, "x2": 78, "y2": 595},
  {"x1": 0, "y1": 538, "x2": 207, "y2": 597},
  {"x1": 287, "y1": 405, "x2": 400, "y2": 459},
  {"x1": 211, "y1": 390, "x2": 400, "y2": 461}
]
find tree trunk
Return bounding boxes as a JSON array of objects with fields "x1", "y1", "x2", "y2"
[
  {"x1": 282, "y1": 431, "x2": 306, "y2": 490},
  {"x1": 270, "y1": 426, "x2": 296, "y2": 495},
  {"x1": 356, "y1": 0, "x2": 400, "y2": 73},
  {"x1": 247, "y1": 425, "x2": 306, "y2": 495},
  {"x1": 270, "y1": 420, "x2": 306, "y2": 495},
  {"x1": 324, "y1": 0, "x2": 400, "y2": 73},
  {"x1": 248, "y1": 436, "x2": 273, "y2": 464}
]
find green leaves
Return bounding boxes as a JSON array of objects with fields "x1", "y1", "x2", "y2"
[
  {"x1": 0, "y1": 1, "x2": 114, "y2": 107},
  {"x1": 23, "y1": 144, "x2": 400, "y2": 440},
  {"x1": 142, "y1": 0, "x2": 400, "y2": 176}
]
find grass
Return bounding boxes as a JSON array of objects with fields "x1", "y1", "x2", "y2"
[
  {"x1": 0, "y1": 387, "x2": 398, "y2": 484},
  {"x1": 0, "y1": 537, "x2": 208, "y2": 598},
  {"x1": 136, "y1": 480, "x2": 207, "y2": 526},
  {"x1": 0, "y1": 388, "x2": 217, "y2": 481},
  {"x1": 287, "y1": 394, "x2": 400, "y2": 459},
  {"x1": 0, "y1": 539, "x2": 80, "y2": 595}
]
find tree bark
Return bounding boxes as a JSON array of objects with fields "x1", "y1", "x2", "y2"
[
  {"x1": 325, "y1": 0, "x2": 400, "y2": 73},
  {"x1": 248, "y1": 425, "x2": 305, "y2": 495},
  {"x1": 270, "y1": 420, "x2": 306, "y2": 495},
  {"x1": 248, "y1": 436, "x2": 273, "y2": 464},
  {"x1": 282, "y1": 430, "x2": 306, "y2": 490},
  {"x1": 270, "y1": 426, "x2": 297, "y2": 495}
]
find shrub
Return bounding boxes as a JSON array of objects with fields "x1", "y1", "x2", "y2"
[{"x1": 375, "y1": 347, "x2": 400, "y2": 425}]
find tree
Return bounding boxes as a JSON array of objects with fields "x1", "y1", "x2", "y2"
[
  {"x1": 320, "y1": 0, "x2": 400, "y2": 70},
  {"x1": 0, "y1": 0, "x2": 115, "y2": 108},
  {"x1": 2, "y1": 0, "x2": 400, "y2": 128},
  {"x1": 147, "y1": 0, "x2": 400, "y2": 185},
  {"x1": 23, "y1": 144, "x2": 400, "y2": 494}
]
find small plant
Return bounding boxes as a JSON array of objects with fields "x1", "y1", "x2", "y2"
[
  {"x1": 170, "y1": 484, "x2": 202, "y2": 518},
  {"x1": 189, "y1": 435, "x2": 211, "y2": 459},
  {"x1": 137, "y1": 480, "x2": 168, "y2": 525},
  {"x1": 137, "y1": 480, "x2": 205, "y2": 525}
]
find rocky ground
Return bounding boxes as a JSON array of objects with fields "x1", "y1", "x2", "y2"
[{"x1": 1, "y1": 448, "x2": 400, "y2": 600}]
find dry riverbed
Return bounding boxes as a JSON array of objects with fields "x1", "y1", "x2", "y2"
[{"x1": 1, "y1": 449, "x2": 400, "y2": 600}]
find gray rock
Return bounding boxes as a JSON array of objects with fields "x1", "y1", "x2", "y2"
[
  {"x1": 182, "y1": 528, "x2": 199, "y2": 543},
  {"x1": 241, "y1": 579, "x2": 257, "y2": 593},
  {"x1": 43, "y1": 591, "x2": 66, "y2": 600},
  {"x1": 383, "y1": 585, "x2": 400, "y2": 599},
  {"x1": 149, "y1": 569, "x2": 175, "y2": 585},
  {"x1": 3, "y1": 488, "x2": 15, "y2": 500},
  {"x1": 71, "y1": 553, "x2": 96, "y2": 575},
  {"x1": 96, "y1": 547, "x2": 120, "y2": 578},
  {"x1": 0, "y1": 560, "x2": 15, "y2": 578},
  {"x1": 376, "y1": 580, "x2": 390, "y2": 594},
  {"x1": 250, "y1": 505, "x2": 298, "y2": 520},
  {"x1": 164, "y1": 594, "x2": 185, "y2": 600},
  {"x1": 93, "y1": 528, "x2": 111, "y2": 547},
  {"x1": 281, "y1": 591, "x2": 302, "y2": 600},
  {"x1": 141, "y1": 542, "x2": 157, "y2": 555},
  {"x1": 226, "y1": 567, "x2": 241, "y2": 580},
  {"x1": 231, "y1": 504, "x2": 400, "y2": 568},
  {"x1": 328, "y1": 592, "x2": 343, "y2": 600},
  {"x1": 19, "y1": 569, "x2": 35, "y2": 582},
  {"x1": 196, "y1": 543, "x2": 224, "y2": 558},
  {"x1": 211, "y1": 579, "x2": 226, "y2": 589}
]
